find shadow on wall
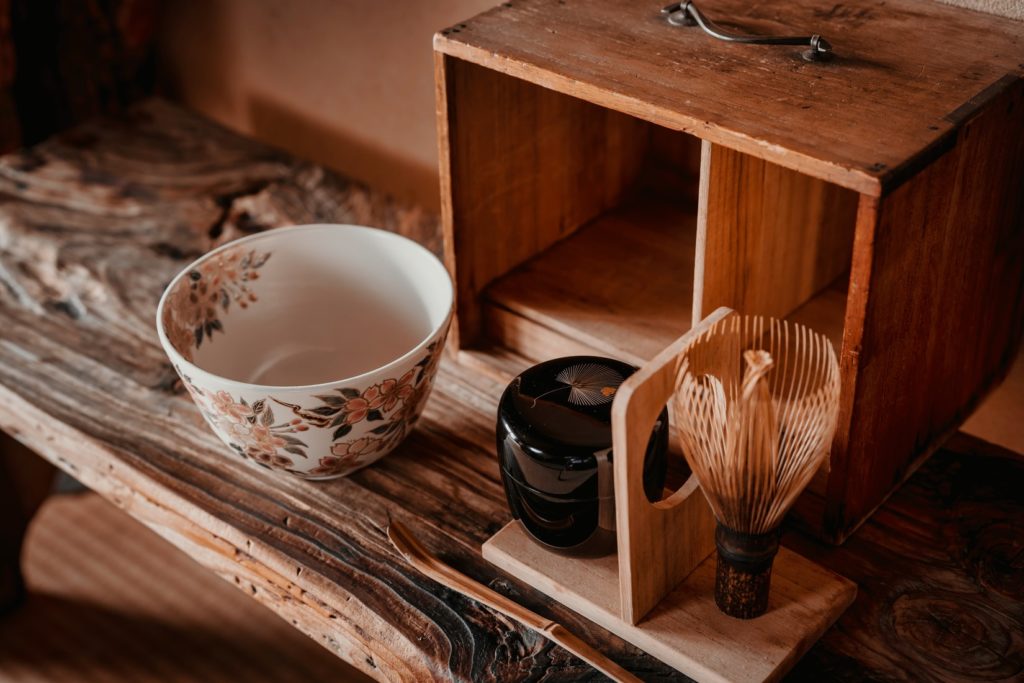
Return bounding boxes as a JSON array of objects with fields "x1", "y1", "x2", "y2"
[
  {"x1": 157, "y1": 0, "x2": 498, "y2": 211},
  {"x1": 246, "y1": 92, "x2": 440, "y2": 214}
]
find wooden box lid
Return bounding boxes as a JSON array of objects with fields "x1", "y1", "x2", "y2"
[{"x1": 434, "y1": 0, "x2": 1023, "y2": 196}]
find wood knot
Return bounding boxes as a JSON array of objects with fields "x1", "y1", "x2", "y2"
[
  {"x1": 890, "y1": 592, "x2": 1021, "y2": 679},
  {"x1": 964, "y1": 520, "x2": 1024, "y2": 601}
]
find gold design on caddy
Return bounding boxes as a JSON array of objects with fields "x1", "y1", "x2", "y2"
[{"x1": 555, "y1": 362, "x2": 624, "y2": 406}]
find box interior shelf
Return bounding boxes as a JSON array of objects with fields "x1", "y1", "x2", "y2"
[
  {"x1": 480, "y1": 195, "x2": 850, "y2": 367},
  {"x1": 484, "y1": 196, "x2": 697, "y2": 366}
]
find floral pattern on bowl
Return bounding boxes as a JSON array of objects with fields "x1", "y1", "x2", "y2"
[
  {"x1": 161, "y1": 247, "x2": 271, "y2": 362},
  {"x1": 178, "y1": 337, "x2": 445, "y2": 479}
]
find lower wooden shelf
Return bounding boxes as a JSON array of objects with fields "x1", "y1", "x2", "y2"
[
  {"x1": 484, "y1": 198, "x2": 697, "y2": 366},
  {"x1": 483, "y1": 521, "x2": 856, "y2": 683}
]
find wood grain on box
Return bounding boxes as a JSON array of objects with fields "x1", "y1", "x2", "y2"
[
  {"x1": 436, "y1": 55, "x2": 650, "y2": 351},
  {"x1": 696, "y1": 143, "x2": 859, "y2": 323},
  {"x1": 486, "y1": 199, "x2": 698, "y2": 367},
  {"x1": 437, "y1": 0, "x2": 1024, "y2": 543},
  {"x1": 824, "y1": 78, "x2": 1024, "y2": 539},
  {"x1": 435, "y1": 0, "x2": 1023, "y2": 195}
]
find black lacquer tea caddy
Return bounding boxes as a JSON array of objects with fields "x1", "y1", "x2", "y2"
[{"x1": 496, "y1": 356, "x2": 668, "y2": 556}]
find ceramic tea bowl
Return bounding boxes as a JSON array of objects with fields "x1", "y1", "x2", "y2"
[{"x1": 156, "y1": 224, "x2": 453, "y2": 480}]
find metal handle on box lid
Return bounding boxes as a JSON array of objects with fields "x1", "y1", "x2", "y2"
[{"x1": 661, "y1": 1, "x2": 833, "y2": 62}]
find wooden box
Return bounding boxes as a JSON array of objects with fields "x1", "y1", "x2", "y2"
[{"x1": 435, "y1": 0, "x2": 1024, "y2": 543}]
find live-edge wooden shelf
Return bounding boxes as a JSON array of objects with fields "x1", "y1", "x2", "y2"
[{"x1": 4, "y1": 98, "x2": 1023, "y2": 683}]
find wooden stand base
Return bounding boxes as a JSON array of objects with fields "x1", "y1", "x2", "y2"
[{"x1": 483, "y1": 521, "x2": 856, "y2": 683}]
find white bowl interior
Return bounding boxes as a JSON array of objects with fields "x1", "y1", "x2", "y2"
[{"x1": 171, "y1": 225, "x2": 450, "y2": 386}]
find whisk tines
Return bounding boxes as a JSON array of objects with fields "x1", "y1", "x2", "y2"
[{"x1": 670, "y1": 314, "x2": 840, "y2": 618}]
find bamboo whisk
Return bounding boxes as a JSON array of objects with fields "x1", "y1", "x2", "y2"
[{"x1": 672, "y1": 315, "x2": 840, "y2": 618}]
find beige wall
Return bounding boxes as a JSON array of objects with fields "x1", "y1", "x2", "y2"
[
  {"x1": 158, "y1": 0, "x2": 496, "y2": 211},
  {"x1": 158, "y1": 0, "x2": 1020, "y2": 212},
  {"x1": 936, "y1": 0, "x2": 1024, "y2": 19}
]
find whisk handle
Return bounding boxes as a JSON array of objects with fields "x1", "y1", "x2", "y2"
[{"x1": 714, "y1": 523, "x2": 781, "y2": 619}]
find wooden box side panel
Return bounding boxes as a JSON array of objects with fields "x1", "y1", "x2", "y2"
[
  {"x1": 826, "y1": 79, "x2": 1024, "y2": 541},
  {"x1": 695, "y1": 141, "x2": 860, "y2": 325},
  {"x1": 436, "y1": 54, "x2": 650, "y2": 349}
]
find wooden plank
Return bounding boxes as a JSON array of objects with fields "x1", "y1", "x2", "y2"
[
  {"x1": 771, "y1": 270, "x2": 848, "y2": 516},
  {"x1": 823, "y1": 78, "x2": 1024, "y2": 542},
  {"x1": 485, "y1": 198, "x2": 698, "y2": 365},
  {"x1": 484, "y1": 521, "x2": 856, "y2": 683},
  {"x1": 483, "y1": 304, "x2": 622, "y2": 363},
  {"x1": 454, "y1": 347, "x2": 535, "y2": 388},
  {"x1": 789, "y1": 194, "x2": 878, "y2": 536},
  {"x1": 641, "y1": 126, "x2": 703, "y2": 202},
  {"x1": 696, "y1": 143, "x2": 858, "y2": 322},
  {"x1": 694, "y1": 140, "x2": 855, "y2": 529},
  {"x1": 436, "y1": 0, "x2": 1024, "y2": 195},
  {"x1": 786, "y1": 277, "x2": 848, "y2": 353},
  {"x1": 438, "y1": 54, "x2": 650, "y2": 350}
]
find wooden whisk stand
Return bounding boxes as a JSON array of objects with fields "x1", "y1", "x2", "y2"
[{"x1": 483, "y1": 309, "x2": 857, "y2": 683}]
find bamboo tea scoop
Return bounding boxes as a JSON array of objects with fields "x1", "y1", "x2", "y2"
[{"x1": 387, "y1": 520, "x2": 641, "y2": 683}]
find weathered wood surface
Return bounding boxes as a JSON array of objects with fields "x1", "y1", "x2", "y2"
[
  {"x1": 788, "y1": 434, "x2": 1024, "y2": 683},
  {"x1": 0, "y1": 99, "x2": 671, "y2": 682},
  {"x1": 435, "y1": 0, "x2": 1024, "y2": 196},
  {"x1": 0, "y1": 100, "x2": 1022, "y2": 681}
]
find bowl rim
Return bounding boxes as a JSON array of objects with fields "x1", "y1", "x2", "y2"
[{"x1": 155, "y1": 223, "x2": 453, "y2": 392}]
